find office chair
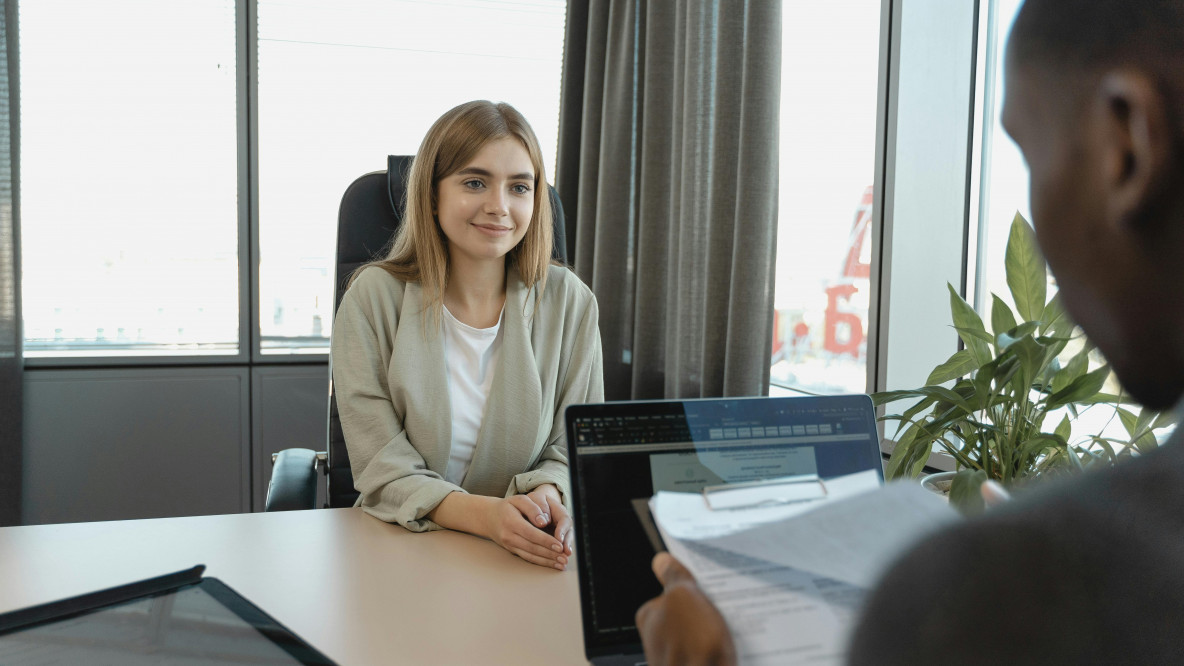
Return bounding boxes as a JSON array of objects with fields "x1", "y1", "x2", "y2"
[{"x1": 265, "y1": 155, "x2": 569, "y2": 511}]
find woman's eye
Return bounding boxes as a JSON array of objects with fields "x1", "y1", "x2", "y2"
[
  {"x1": 463, "y1": 179, "x2": 484, "y2": 190},
  {"x1": 511, "y1": 183, "x2": 532, "y2": 195}
]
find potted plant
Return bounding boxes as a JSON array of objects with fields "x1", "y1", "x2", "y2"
[{"x1": 873, "y1": 213, "x2": 1176, "y2": 512}]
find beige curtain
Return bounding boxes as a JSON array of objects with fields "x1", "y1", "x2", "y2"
[
  {"x1": 557, "y1": 0, "x2": 781, "y2": 401},
  {"x1": 0, "y1": 0, "x2": 20, "y2": 526}
]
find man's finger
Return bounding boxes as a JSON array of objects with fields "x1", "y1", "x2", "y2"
[
  {"x1": 981, "y1": 479, "x2": 1011, "y2": 507},
  {"x1": 635, "y1": 597, "x2": 656, "y2": 628},
  {"x1": 652, "y1": 553, "x2": 693, "y2": 587}
]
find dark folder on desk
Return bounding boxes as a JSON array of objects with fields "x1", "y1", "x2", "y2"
[
  {"x1": 0, "y1": 565, "x2": 336, "y2": 665},
  {"x1": 566, "y1": 394, "x2": 884, "y2": 665}
]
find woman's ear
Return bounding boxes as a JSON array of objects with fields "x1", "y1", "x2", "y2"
[{"x1": 1095, "y1": 70, "x2": 1173, "y2": 233}]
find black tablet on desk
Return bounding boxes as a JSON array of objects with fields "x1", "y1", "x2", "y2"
[{"x1": 0, "y1": 565, "x2": 336, "y2": 665}]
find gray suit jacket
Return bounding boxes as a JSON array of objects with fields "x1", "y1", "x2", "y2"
[
  {"x1": 331, "y1": 264, "x2": 604, "y2": 531},
  {"x1": 848, "y1": 429, "x2": 1184, "y2": 664}
]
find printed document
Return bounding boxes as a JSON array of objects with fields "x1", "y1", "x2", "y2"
[{"x1": 651, "y1": 472, "x2": 959, "y2": 665}]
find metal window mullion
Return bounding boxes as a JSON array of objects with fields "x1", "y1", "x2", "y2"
[
  {"x1": 867, "y1": 0, "x2": 897, "y2": 396},
  {"x1": 239, "y1": 0, "x2": 259, "y2": 364},
  {"x1": 959, "y1": 0, "x2": 984, "y2": 311},
  {"x1": 968, "y1": 0, "x2": 1000, "y2": 313}
]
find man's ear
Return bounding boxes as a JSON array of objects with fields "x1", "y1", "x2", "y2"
[{"x1": 1094, "y1": 71, "x2": 1173, "y2": 231}]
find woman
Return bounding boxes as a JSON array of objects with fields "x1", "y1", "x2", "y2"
[{"x1": 331, "y1": 100, "x2": 603, "y2": 571}]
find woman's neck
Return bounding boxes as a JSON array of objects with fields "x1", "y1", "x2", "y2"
[{"x1": 443, "y1": 256, "x2": 508, "y2": 328}]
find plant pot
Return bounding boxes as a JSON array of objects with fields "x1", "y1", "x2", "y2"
[{"x1": 920, "y1": 471, "x2": 957, "y2": 499}]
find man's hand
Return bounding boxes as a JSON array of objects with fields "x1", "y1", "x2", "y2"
[
  {"x1": 981, "y1": 479, "x2": 1011, "y2": 507},
  {"x1": 636, "y1": 552, "x2": 737, "y2": 666},
  {"x1": 526, "y1": 483, "x2": 573, "y2": 555}
]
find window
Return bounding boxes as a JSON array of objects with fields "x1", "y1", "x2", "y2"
[
  {"x1": 18, "y1": 0, "x2": 567, "y2": 360},
  {"x1": 19, "y1": 1, "x2": 239, "y2": 358},
  {"x1": 771, "y1": 2, "x2": 881, "y2": 396},
  {"x1": 972, "y1": 0, "x2": 1029, "y2": 317},
  {"x1": 256, "y1": 0, "x2": 567, "y2": 354}
]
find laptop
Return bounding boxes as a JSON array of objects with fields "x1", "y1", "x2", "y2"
[
  {"x1": 565, "y1": 394, "x2": 884, "y2": 665},
  {"x1": 0, "y1": 565, "x2": 336, "y2": 665}
]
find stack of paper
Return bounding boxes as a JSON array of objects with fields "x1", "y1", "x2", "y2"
[{"x1": 649, "y1": 471, "x2": 959, "y2": 665}]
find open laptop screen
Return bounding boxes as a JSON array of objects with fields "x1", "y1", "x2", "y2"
[{"x1": 566, "y1": 395, "x2": 882, "y2": 661}]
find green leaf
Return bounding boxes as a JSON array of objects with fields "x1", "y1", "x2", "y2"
[
  {"x1": 1133, "y1": 408, "x2": 1156, "y2": 438},
  {"x1": 1045, "y1": 365, "x2": 1111, "y2": 409},
  {"x1": 1153, "y1": 410, "x2": 1179, "y2": 430},
  {"x1": 949, "y1": 469, "x2": 988, "y2": 515},
  {"x1": 1016, "y1": 435, "x2": 1065, "y2": 472},
  {"x1": 1036, "y1": 333, "x2": 1071, "y2": 361},
  {"x1": 1037, "y1": 356, "x2": 1062, "y2": 393},
  {"x1": 996, "y1": 321, "x2": 1040, "y2": 350},
  {"x1": 947, "y1": 283, "x2": 993, "y2": 367},
  {"x1": 1074, "y1": 392, "x2": 1138, "y2": 406},
  {"x1": 1051, "y1": 348, "x2": 1089, "y2": 394},
  {"x1": 899, "y1": 396, "x2": 939, "y2": 428},
  {"x1": 1054, "y1": 414, "x2": 1072, "y2": 444},
  {"x1": 1040, "y1": 292, "x2": 1067, "y2": 336},
  {"x1": 870, "y1": 389, "x2": 926, "y2": 406},
  {"x1": 926, "y1": 349, "x2": 980, "y2": 385},
  {"x1": 990, "y1": 355, "x2": 1022, "y2": 399},
  {"x1": 1133, "y1": 430, "x2": 1160, "y2": 455},
  {"x1": 915, "y1": 386, "x2": 975, "y2": 416},
  {"x1": 885, "y1": 423, "x2": 925, "y2": 479},
  {"x1": 1089, "y1": 436, "x2": 1119, "y2": 463},
  {"x1": 1128, "y1": 408, "x2": 1162, "y2": 455},
  {"x1": 954, "y1": 325, "x2": 997, "y2": 345},
  {"x1": 1117, "y1": 407, "x2": 1138, "y2": 439},
  {"x1": 1063, "y1": 444, "x2": 1086, "y2": 472},
  {"x1": 990, "y1": 295, "x2": 1019, "y2": 338},
  {"x1": 1010, "y1": 335, "x2": 1048, "y2": 397},
  {"x1": 1005, "y1": 212, "x2": 1048, "y2": 323}
]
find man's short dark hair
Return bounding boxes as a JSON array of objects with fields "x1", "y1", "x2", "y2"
[{"x1": 1010, "y1": 0, "x2": 1184, "y2": 75}]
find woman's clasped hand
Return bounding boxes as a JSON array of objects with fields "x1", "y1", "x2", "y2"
[{"x1": 491, "y1": 484, "x2": 574, "y2": 570}]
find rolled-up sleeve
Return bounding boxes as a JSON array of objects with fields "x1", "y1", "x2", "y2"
[{"x1": 331, "y1": 271, "x2": 463, "y2": 531}]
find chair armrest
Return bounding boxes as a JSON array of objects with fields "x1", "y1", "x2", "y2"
[{"x1": 265, "y1": 448, "x2": 322, "y2": 511}]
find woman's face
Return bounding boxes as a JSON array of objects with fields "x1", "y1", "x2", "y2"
[{"x1": 436, "y1": 137, "x2": 535, "y2": 269}]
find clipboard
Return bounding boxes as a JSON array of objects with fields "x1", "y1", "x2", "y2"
[{"x1": 630, "y1": 498, "x2": 667, "y2": 553}]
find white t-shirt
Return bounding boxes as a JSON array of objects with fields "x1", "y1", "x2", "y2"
[{"x1": 441, "y1": 305, "x2": 505, "y2": 486}]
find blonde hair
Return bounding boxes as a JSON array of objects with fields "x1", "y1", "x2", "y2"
[{"x1": 359, "y1": 100, "x2": 554, "y2": 321}]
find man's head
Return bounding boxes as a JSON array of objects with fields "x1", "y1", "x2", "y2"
[{"x1": 1003, "y1": 0, "x2": 1184, "y2": 409}]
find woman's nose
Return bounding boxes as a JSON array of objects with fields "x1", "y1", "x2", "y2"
[{"x1": 484, "y1": 189, "x2": 509, "y2": 216}]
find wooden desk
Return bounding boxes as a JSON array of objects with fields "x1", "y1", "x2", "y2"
[{"x1": 0, "y1": 508, "x2": 588, "y2": 665}]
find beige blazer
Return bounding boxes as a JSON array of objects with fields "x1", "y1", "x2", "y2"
[{"x1": 331, "y1": 264, "x2": 604, "y2": 531}]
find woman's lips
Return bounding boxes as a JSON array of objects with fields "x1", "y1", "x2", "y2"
[{"x1": 473, "y1": 223, "x2": 512, "y2": 237}]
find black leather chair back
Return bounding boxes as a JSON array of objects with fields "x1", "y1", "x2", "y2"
[{"x1": 326, "y1": 155, "x2": 568, "y2": 508}]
